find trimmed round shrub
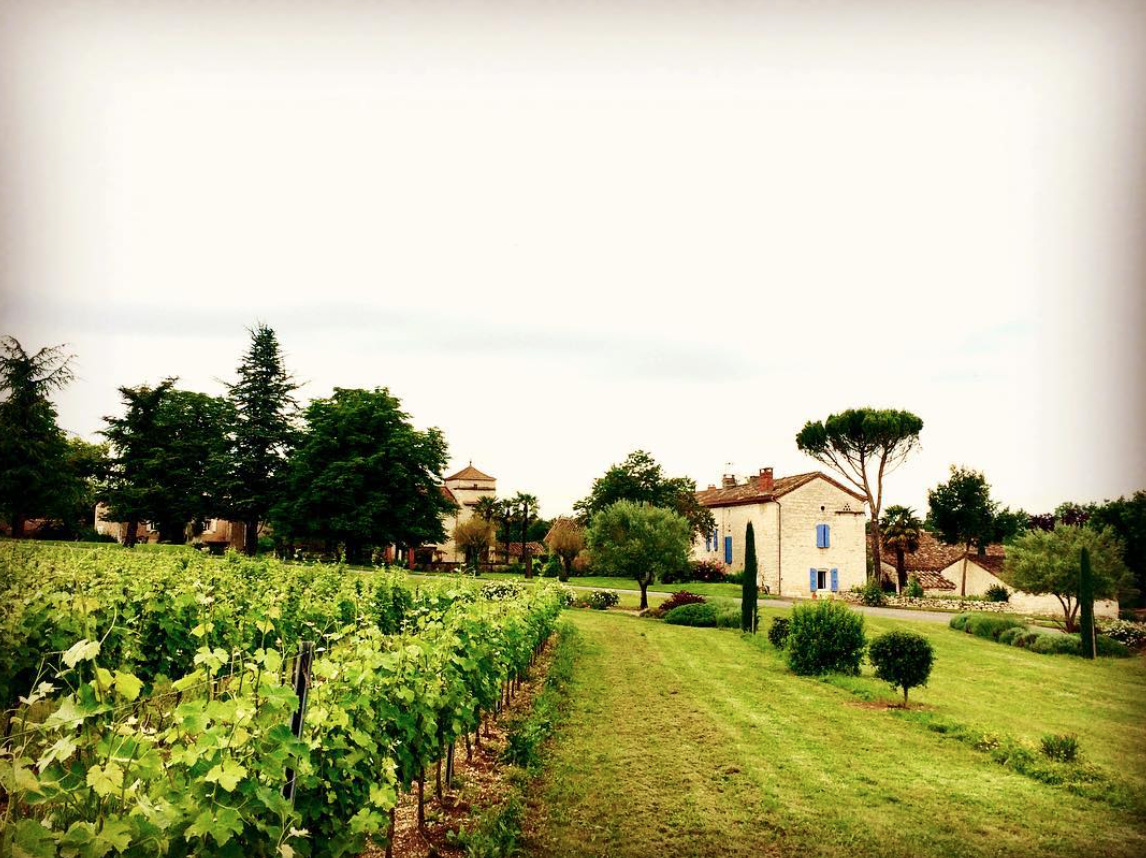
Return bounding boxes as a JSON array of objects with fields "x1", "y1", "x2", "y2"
[
  {"x1": 860, "y1": 580, "x2": 886, "y2": 607},
  {"x1": 984, "y1": 583, "x2": 1010, "y2": 603},
  {"x1": 1011, "y1": 629, "x2": 1048, "y2": 649},
  {"x1": 949, "y1": 613, "x2": 971, "y2": 631},
  {"x1": 868, "y1": 630, "x2": 936, "y2": 705},
  {"x1": 1097, "y1": 636, "x2": 1131, "y2": 657},
  {"x1": 1029, "y1": 634, "x2": 1080, "y2": 656},
  {"x1": 768, "y1": 616, "x2": 791, "y2": 650},
  {"x1": 786, "y1": 600, "x2": 867, "y2": 676},
  {"x1": 664, "y1": 602, "x2": 718, "y2": 627}
]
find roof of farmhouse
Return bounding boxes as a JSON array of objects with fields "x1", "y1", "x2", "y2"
[
  {"x1": 445, "y1": 464, "x2": 496, "y2": 482},
  {"x1": 696, "y1": 471, "x2": 865, "y2": 508},
  {"x1": 873, "y1": 530, "x2": 1007, "y2": 574}
]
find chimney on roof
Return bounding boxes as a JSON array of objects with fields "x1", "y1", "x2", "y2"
[
  {"x1": 721, "y1": 474, "x2": 737, "y2": 488},
  {"x1": 707, "y1": 484, "x2": 716, "y2": 490},
  {"x1": 758, "y1": 467, "x2": 774, "y2": 493}
]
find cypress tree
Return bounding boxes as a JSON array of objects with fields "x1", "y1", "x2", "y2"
[
  {"x1": 742, "y1": 522, "x2": 759, "y2": 632},
  {"x1": 1079, "y1": 546, "x2": 1096, "y2": 659}
]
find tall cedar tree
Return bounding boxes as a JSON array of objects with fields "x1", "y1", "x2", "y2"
[
  {"x1": 227, "y1": 324, "x2": 299, "y2": 554},
  {"x1": 574, "y1": 450, "x2": 716, "y2": 540},
  {"x1": 0, "y1": 337, "x2": 76, "y2": 536},
  {"x1": 271, "y1": 387, "x2": 454, "y2": 563},
  {"x1": 103, "y1": 382, "x2": 234, "y2": 544},
  {"x1": 742, "y1": 522, "x2": 759, "y2": 632},
  {"x1": 796, "y1": 408, "x2": 923, "y2": 578}
]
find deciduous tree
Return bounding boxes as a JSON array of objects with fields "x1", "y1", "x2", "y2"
[
  {"x1": 796, "y1": 408, "x2": 923, "y2": 578},
  {"x1": 271, "y1": 387, "x2": 453, "y2": 563},
  {"x1": 545, "y1": 518, "x2": 585, "y2": 582},
  {"x1": 453, "y1": 516, "x2": 495, "y2": 573},
  {"x1": 1005, "y1": 525, "x2": 1132, "y2": 631},
  {"x1": 574, "y1": 450, "x2": 715, "y2": 539},
  {"x1": 586, "y1": 500, "x2": 691, "y2": 610}
]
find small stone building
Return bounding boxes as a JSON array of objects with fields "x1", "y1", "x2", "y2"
[
  {"x1": 693, "y1": 468, "x2": 868, "y2": 598},
  {"x1": 430, "y1": 464, "x2": 497, "y2": 564}
]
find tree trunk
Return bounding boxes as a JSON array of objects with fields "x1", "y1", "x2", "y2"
[
  {"x1": 960, "y1": 550, "x2": 969, "y2": 597},
  {"x1": 125, "y1": 518, "x2": 139, "y2": 548},
  {"x1": 559, "y1": 555, "x2": 570, "y2": 582},
  {"x1": 11, "y1": 512, "x2": 25, "y2": 539},
  {"x1": 522, "y1": 513, "x2": 532, "y2": 578},
  {"x1": 896, "y1": 549, "x2": 907, "y2": 593},
  {"x1": 870, "y1": 515, "x2": 882, "y2": 581},
  {"x1": 639, "y1": 580, "x2": 648, "y2": 611},
  {"x1": 244, "y1": 518, "x2": 259, "y2": 556}
]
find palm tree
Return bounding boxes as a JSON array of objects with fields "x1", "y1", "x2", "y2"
[
  {"x1": 513, "y1": 491, "x2": 540, "y2": 578},
  {"x1": 473, "y1": 495, "x2": 499, "y2": 523},
  {"x1": 493, "y1": 498, "x2": 516, "y2": 565},
  {"x1": 881, "y1": 505, "x2": 923, "y2": 593}
]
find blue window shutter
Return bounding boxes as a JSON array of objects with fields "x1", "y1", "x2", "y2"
[
  {"x1": 824, "y1": 525, "x2": 831, "y2": 548},
  {"x1": 809, "y1": 567, "x2": 817, "y2": 592},
  {"x1": 815, "y1": 524, "x2": 825, "y2": 548},
  {"x1": 724, "y1": 536, "x2": 733, "y2": 564},
  {"x1": 831, "y1": 568, "x2": 839, "y2": 592}
]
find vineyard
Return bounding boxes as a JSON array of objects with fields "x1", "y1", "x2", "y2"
[{"x1": 0, "y1": 543, "x2": 568, "y2": 857}]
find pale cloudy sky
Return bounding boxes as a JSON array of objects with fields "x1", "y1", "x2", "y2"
[{"x1": 2, "y1": 0, "x2": 1144, "y2": 519}]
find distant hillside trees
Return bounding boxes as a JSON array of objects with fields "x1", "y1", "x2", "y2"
[{"x1": 270, "y1": 387, "x2": 454, "y2": 563}]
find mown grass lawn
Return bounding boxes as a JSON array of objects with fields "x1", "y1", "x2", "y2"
[
  {"x1": 524, "y1": 608, "x2": 1146, "y2": 858},
  {"x1": 414, "y1": 570, "x2": 746, "y2": 600}
]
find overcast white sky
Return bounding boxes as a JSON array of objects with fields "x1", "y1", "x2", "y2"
[{"x1": 2, "y1": 0, "x2": 1144, "y2": 519}]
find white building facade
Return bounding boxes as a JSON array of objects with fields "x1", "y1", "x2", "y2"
[{"x1": 693, "y1": 468, "x2": 868, "y2": 598}]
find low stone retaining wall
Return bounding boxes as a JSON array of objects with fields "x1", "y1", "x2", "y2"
[{"x1": 836, "y1": 591, "x2": 1014, "y2": 613}]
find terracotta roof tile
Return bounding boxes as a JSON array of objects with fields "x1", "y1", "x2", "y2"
[
  {"x1": 445, "y1": 464, "x2": 495, "y2": 482},
  {"x1": 439, "y1": 485, "x2": 459, "y2": 505},
  {"x1": 874, "y1": 531, "x2": 1006, "y2": 574},
  {"x1": 696, "y1": 472, "x2": 865, "y2": 507}
]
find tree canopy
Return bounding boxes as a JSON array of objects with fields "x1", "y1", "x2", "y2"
[
  {"x1": 102, "y1": 382, "x2": 234, "y2": 544},
  {"x1": 574, "y1": 450, "x2": 715, "y2": 540},
  {"x1": 1005, "y1": 525, "x2": 1134, "y2": 630},
  {"x1": 271, "y1": 387, "x2": 453, "y2": 562},
  {"x1": 226, "y1": 323, "x2": 299, "y2": 554},
  {"x1": 585, "y1": 500, "x2": 691, "y2": 610},
  {"x1": 453, "y1": 515, "x2": 495, "y2": 572},
  {"x1": 796, "y1": 408, "x2": 923, "y2": 575},
  {"x1": 0, "y1": 337, "x2": 77, "y2": 536},
  {"x1": 926, "y1": 466, "x2": 1005, "y2": 596},
  {"x1": 545, "y1": 517, "x2": 585, "y2": 582}
]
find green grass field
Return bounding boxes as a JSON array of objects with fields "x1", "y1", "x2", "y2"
[{"x1": 523, "y1": 607, "x2": 1146, "y2": 858}]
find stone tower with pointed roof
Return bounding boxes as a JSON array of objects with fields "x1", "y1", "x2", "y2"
[{"x1": 433, "y1": 463, "x2": 498, "y2": 564}]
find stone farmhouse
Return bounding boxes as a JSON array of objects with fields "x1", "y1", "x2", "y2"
[
  {"x1": 94, "y1": 504, "x2": 249, "y2": 552},
  {"x1": 694, "y1": 468, "x2": 867, "y2": 598},
  {"x1": 877, "y1": 531, "x2": 1118, "y2": 618}
]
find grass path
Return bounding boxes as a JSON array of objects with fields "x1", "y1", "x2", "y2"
[{"x1": 524, "y1": 610, "x2": 1146, "y2": 858}]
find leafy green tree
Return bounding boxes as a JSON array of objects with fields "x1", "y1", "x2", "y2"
[
  {"x1": 585, "y1": 500, "x2": 691, "y2": 610},
  {"x1": 574, "y1": 450, "x2": 715, "y2": 539},
  {"x1": 103, "y1": 382, "x2": 234, "y2": 544},
  {"x1": 868, "y1": 630, "x2": 935, "y2": 706},
  {"x1": 271, "y1": 387, "x2": 453, "y2": 563},
  {"x1": 453, "y1": 515, "x2": 495, "y2": 573},
  {"x1": 1079, "y1": 547, "x2": 1096, "y2": 659},
  {"x1": 1005, "y1": 525, "x2": 1133, "y2": 631},
  {"x1": 0, "y1": 337, "x2": 76, "y2": 537},
  {"x1": 880, "y1": 505, "x2": 923, "y2": 593},
  {"x1": 796, "y1": 408, "x2": 924, "y2": 577},
  {"x1": 1087, "y1": 493, "x2": 1146, "y2": 607},
  {"x1": 927, "y1": 466, "x2": 1000, "y2": 596},
  {"x1": 741, "y1": 522, "x2": 759, "y2": 633},
  {"x1": 545, "y1": 517, "x2": 585, "y2": 582},
  {"x1": 226, "y1": 324, "x2": 299, "y2": 555},
  {"x1": 54, "y1": 437, "x2": 111, "y2": 537}
]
